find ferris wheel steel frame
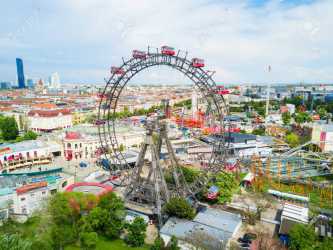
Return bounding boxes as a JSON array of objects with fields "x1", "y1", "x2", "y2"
[{"x1": 98, "y1": 46, "x2": 229, "y2": 196}]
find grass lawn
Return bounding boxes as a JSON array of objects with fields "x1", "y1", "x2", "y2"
[{"x1": 65, "y1": 238, "x2": 150, "y2": 250}]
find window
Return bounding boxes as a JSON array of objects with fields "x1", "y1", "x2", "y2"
[
  {"x1": 20, "y1": 197, "x2": 26, "y2": 201},
  {"x1": 42, "y1": 191, "x2": 46, "y2": 195},
  {"x1": 79, "y1": 143, "x2": 82, "y2": 148},
  {"x1": 62, "y1": 181, "x2": 67, "y2": 188},
  {"x1": 75, "y1": 144, "x2": 78, "y2": 149},
  {"x1": 67, "y1": 143, "x2": 71, "y2": 148}
]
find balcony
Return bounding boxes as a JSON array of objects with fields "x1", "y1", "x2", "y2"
[{"x1": 1, "y1": 155, "x2": 53, "y2": 172}]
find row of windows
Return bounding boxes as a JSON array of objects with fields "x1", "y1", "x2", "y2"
[{"x1": 66, "y1": 143, "x2": 98, "y2": 149}]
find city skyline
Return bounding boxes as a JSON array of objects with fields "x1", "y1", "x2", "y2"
[{"x1": 0, "y1": 0, "x2": 332, "y2": 84}]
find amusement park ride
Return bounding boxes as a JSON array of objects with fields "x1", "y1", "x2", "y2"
[{"x1": 98, "y1": 45, "x2": 230, "y2": 227}]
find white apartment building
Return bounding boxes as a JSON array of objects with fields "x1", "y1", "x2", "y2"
[
  {"x1": 28, "y1": 109, "x2": 72, "y2": 132},
  {"x1": 13, "y1": 182, "x2": 50, "y2": 215}
]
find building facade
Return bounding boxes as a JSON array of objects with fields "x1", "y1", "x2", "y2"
[{"x1": 28, "y1": 109, "x2": 72, "y2": 132}]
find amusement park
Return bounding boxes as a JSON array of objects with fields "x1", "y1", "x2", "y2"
[
  {"x1": 93, "y1": 45, "x2": 333, "y2": 249},
  {"x1": 1, "y1": 1, "x2": 333, "y2": 249},
  {"x1": 1, "y1": 45, "x2": 333, "y2": 250}
]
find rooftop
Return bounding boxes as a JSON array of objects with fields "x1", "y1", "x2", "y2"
[
  {"x1": 161, "y1": 208, "x2": 242, "y2": 244},
  {"x1": 28, "y1": 109, "x2": 71, "y2": 117}
]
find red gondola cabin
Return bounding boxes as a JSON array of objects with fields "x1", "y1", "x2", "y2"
[
  {"x1": 191, "y1": 58, "x2": 204, "y2": 68},
  {"x1": 218, "y1": 89, "x2": 230, "y2": 95},
  {"x1": 161, "y1": 46, "x2": 176, "y2": 56},
  {"x1": 207, "y1": 185, "x2": 219, "y2": 200},
  {"x1": 95, "y1": 120, "x2": 106, "y2": 125},
  {"x1": 133, "y1": 50, "x2": 147, "y2": 59},
  {"x1": 111, "y1": 66, "x2": 125, "y2": 75}
]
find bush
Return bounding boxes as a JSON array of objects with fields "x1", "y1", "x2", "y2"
[
  {"x1": 163, "y1": 197, "x2": 195, "y2": 220},
  {"x1": 285, "y1": 132, "x2": 300, "y2": 148},
  {"x1": 289, "y1": 224, "x2": 316, "y2": 250},
  {"x1": 213, "y1": 171, "x2": 238, "y2": 204},
  {"x1": 23, "y1": 131, "x2": 38, "y2": 140},
  {"x1": 80, "y1": 232, "x2": 98, "y2": 250},
  {"x1": 168, "y1": 236, "x2": 180, "y2": 250},
  {"x1": 252, "y1": 127, "x2": 265, "y2": 136},
  {"x1": 150, "y1": 236, "x2": 166, "y2": 250},
  {"x1": 125, "y1": 217, "x2": 147, "y2": 247}
]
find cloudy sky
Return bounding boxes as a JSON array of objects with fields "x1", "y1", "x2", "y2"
[{"x1": 0, "y1": 0, "x2": 332, "y2": 85}]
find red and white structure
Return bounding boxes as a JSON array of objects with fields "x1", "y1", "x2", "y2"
[
  {"x1": 63, "y1": 131, "x2": 100, "y2": 161},
  {"x1": 28, "y1": 109, "x2": 72, "y2": 132}
]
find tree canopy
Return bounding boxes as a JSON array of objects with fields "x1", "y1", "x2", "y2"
[
  {"x1": 212, "y1": 171, "x2": 238, "y2": 204},
  {"x1": 289, "y1": 224, "x2": 316, "y2": 250},
  {"x1": 285, "y1": 132, "x2": 300, "y2": 148},
  {"x1": 125, "y1": 217, "x2": 147, "y2": 247},
  {"x1": 163, "y1": 197, "x2": 196, "y2": 220},
  {"x1": 282, "y1": 111, "x2": 291, "y2": 125},
  {"x1": 0, "y1": 116, "x2": 19, "y2": 141}
]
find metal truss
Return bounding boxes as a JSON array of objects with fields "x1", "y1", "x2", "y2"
[{"x1": 98, "y1": 47, "x2": 230, "y2": 224}]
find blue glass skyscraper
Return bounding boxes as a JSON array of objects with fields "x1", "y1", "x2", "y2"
[{"x1": 16, "y1": 58, "x2": 25, "y2": 88}]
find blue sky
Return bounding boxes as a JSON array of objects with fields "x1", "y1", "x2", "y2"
[{"x1": 0, "y1": 0, "x2": 332, "y2": 85}]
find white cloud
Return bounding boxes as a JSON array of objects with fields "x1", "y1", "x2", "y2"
[{"x1": 0, "y1": 0, "x2": 332, "y2": 84}]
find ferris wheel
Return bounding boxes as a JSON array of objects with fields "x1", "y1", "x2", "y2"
[{"x1": 98, "y1": 45, "x2": 230, "y2": 227}]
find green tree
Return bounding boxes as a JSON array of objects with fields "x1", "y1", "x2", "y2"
[
  {"x1": 294, "y1": 112, "x2": 312, "y2": 125},
  {"x1": 317, "y1": 106, "x2": 327, "y2": 119},
  {"x1": 23, "y1": 131, "x2": 38, "y2": 140},
  {"x1": 0, "y1": 234, "x2": 32, "y2": 250},
  {"x1": 289, "y1": 224, "x2": 316, "y2": 250},
  {"x1": 97, "y1": 192, "x2": 125, "y2": 239},
  {"x1": 282, "y1": 111, "x2": 291, "y2": 125},
  {"x1": 163, "y1": 197, "x2": 195, "y2": 220},
  {"x1": 125, "y1": 217, "x2": 147, "y2": 247},
  {"x1": 0, "y1": 117, "x2": 19, "y2": 141},
  {"x1": 317, "y1": 238, "x2": 333, "y2": 250},
  {"x1": 213, "y1": 171, "x2": 238, "y2": 204},
  {"x1": 285, "y1": 132, "x2": 300, "y2": 148},
  {"x1": 252, "y1": 127, "x2": 265, "y2": 136},
  {"x1": 80, "y1": 232, "x2": 98, "y2": 250},
  {"x1": 180, "y1": 167, "x2": 200, "y2": 184},
  {"x1": 150, "y1": 236, "x2": 166, "y2": 250},
  {"x1": 168, "y1": 236, "x2": 180, "y2": 250}
]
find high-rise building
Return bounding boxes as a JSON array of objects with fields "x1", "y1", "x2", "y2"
[
  {"x1": 0, "y1": 81, "x2": 12, "y2": 89},
  {"x1": 27, "y1": 78, "x2": 35, "y2": 88},
  {"x1": 49, "y1": 72, "x2": 61, "y2": 89},
  {"x1": 16, "y1": 58, "x2": 25, "y2": 88}
]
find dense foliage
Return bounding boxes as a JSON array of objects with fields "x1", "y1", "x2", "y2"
[
  {"x1": 125, "y1": 217, "x2": 147, "y2": 247},
  {"x1": 0, "y1": 192, "x2": 129, "y2": 250},
  {"x1": 173, "y1": 99, "x2": 191, "y2": 109},
  {"x1": 251, "y1": 127, "x2": 265, "y2": 136},
  {"x1": 0, "y1": 116, "x2": 19, "y2": 141},
  {"x1": 150, "y1": 235, "x2": 179, "y2": 250},
  {"x1": 164, "y1": 166, "x2": 200, "y2": 185},
  {"x1": 0, "y1": 115, "x2": 38, "y2": 142},
  {"x1": 294, "y1": 112, "x2": 312, "y2": 124},
  {"x1": 163, "y1": 197, "x2": 196, "y2": 220},
  {"x1": 0, "y1": 234, "x2": 32, "y2": 250},
  {"x1": 285, "y1": 132, "x2": 300, "y2": 148},
  {"x1": 212, "y1": 171, "x2": 238, "y2": 204},
  {"x1": 282, "y1": 111, "x2": 291, "y2": 125},
  {"x1": 289, "y1": 224, "x2": 333, "y2": 250}
]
